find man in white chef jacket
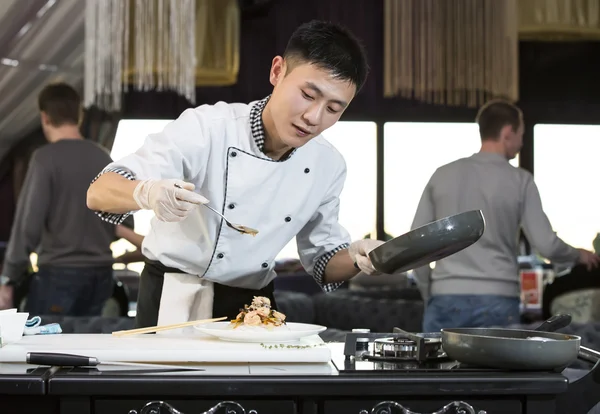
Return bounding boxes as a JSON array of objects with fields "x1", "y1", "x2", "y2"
[{"x1": 87, "y1": 20, "x2": 384, "y2": 330}]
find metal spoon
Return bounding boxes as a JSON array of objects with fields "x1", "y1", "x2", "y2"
[{"x1": 174, "y1": 184, "x2": 258, "y2": 236}]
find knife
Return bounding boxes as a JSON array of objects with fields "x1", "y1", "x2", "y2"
[{"x1": 26, "y1": 352, "x2": 206, "y2": 371}]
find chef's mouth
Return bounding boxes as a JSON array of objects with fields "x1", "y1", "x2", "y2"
[{"x1": 293, "y1": 124, "x2": 312, "y2": 136}]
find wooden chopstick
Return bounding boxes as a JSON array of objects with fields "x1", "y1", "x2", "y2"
[{"x1": 112, "y1": 316, "x2": 228, "y2": 337}]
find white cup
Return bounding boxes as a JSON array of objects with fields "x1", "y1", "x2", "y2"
[
  {"x1": 0, "y1": 312, "x2": 29, "y2": 344},
  {"x1": 0, "y1": 309, "x2": 17, "y2": 315}
]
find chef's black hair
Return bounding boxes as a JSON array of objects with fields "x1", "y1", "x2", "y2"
[
  {"x1": 476, "y1": 99, "x2": 523, "y2": 141},
  {"x1": 283, "y1": 20, "x2": 369, "y2": 92}
]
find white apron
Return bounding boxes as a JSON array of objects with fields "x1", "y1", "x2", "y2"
[
  {"x1": 156, "y1": 272, "x2": 214, "y2": 336},
  {"x1": 154, "y1": 203, "x2": 216, "y2": 336}
]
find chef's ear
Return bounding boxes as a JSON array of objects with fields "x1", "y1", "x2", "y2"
[{"x1": 269, "y1": 56, "x2": 285, "y2": 86}]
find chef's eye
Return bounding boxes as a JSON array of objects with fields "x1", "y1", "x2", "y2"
[
  {"x1": 301, "y1": 90, "x2": 314, "y2": 100},
  {"x1": 327, "y1": 107, "x2": 340, "y2": 114}
]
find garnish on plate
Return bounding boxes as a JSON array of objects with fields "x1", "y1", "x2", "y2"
[
  {"x1": 230, "y1": 296, "x2": 286, "y2": 329},
  {"x1": 260, "y1": 343, "x2": 327, "y2": 349}
]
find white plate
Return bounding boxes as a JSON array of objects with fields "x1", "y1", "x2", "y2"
[{"x1": 194, "y1": 322, "x2": 327, "y2": 343}]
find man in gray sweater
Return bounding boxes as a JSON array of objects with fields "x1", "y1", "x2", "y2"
[
  {"x1": 0, "y1": 83, "x2": 137, "y2": 316},
  {"x1": 411, "y1": 99, "x2": 600, "y2": 332}
]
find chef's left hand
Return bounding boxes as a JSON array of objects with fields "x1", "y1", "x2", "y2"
[{"x1": 348, "y1": 239, "x2": 385, "y2": 275}]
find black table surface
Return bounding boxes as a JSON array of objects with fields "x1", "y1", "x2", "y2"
[
  {"x1": 0, "y1": 363, "x2": 52, "y2": 395},
  {"x1": 43, "y1": 356, "x2": 570, "y2": 397},
  {"x1": 0, "y1": 342, "x2": 572, "y2": 397},
  {"x1": 0, "y1": 343, "x2": 595, "y2": 414}
]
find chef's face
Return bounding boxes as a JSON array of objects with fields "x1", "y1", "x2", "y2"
[
  {"x1": 267, "y1": 56, "x2": 356, "y2": 148},
  {"x1": 502, "y1": 120, "x2": 524, "y2": 160}
]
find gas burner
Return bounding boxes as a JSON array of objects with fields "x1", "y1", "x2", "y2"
[
  {"x1": 343, "y1": 328, "x2": 446, "y2": 363},
  {"x1": 338, "y1": 329, "x2": 519, "y2": 373},
  {"x1": 371, "y1": 336, "x2": 443, "y2": 361}
]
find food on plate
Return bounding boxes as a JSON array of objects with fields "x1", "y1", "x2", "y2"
[{"x1": 230, "y1": 296, "x2": 286, "y2": 328}]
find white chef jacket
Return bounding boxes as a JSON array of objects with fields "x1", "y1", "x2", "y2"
[{"x1": 93, "y1": 97, "x2": 351, "y2": 292}]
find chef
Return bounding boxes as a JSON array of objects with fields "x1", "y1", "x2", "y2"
[{"x1": 86, "y1": 20, "x2": 384, "y2": 331}]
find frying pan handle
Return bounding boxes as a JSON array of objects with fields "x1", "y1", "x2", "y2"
[
  {"x1": 534, "y1": 314, "x2": 572, "y2": 332},
  {"x1": 556, "y1": 346, "x2": 600, "y2": 414}
]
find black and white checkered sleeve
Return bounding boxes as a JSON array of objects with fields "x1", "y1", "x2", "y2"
[
  {"x1": 90, "y1": 167, "x2": 137, "y2": 225},
  {"x1": 312, "y1": 242, "x2": 350, "y2": 292}
]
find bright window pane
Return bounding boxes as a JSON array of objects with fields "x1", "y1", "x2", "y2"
[
  {"x1": 277, "y1": 121, "x2": 377, "y2": 259},
  {"x1": 110, "y1": 119, "x2": 171, "y2": 272},
  {"x1": 111, "y1": 119, "x2": 171, "y2": 238},
  {"x1": 383, "y1": 122, "x2": 519, "y2": 237},
  {"x1": 534, "y1": 124, "x2": 600, "y2": 251}
]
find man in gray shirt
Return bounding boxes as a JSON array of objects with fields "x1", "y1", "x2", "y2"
[
  {"x1": 0, "y1": 83, "x2": 136, "y2": 316},
  {"x1": 411, "y1": 99, "x2": 599, "y2": 332}
]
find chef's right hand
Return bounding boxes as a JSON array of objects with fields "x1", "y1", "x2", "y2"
[
  {"x1": 348, "y1": 239, "x2": 385, "y2": 275},
  {"x1": 133, "y1": 179, "x2": 209, "y2": 222}
]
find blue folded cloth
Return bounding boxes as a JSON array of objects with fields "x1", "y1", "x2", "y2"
[{"x1": 23, "y1": 316, "x2": 62, "y2": 335}]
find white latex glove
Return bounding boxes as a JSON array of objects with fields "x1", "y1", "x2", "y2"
[
  {"x1": 133, "y1": 179, "x2": 209, "y2": 222},
  {"x1": 348, "y1": 239, "x2": 386, "y2": 275}
]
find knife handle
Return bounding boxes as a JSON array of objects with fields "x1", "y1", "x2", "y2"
[{"x1": 27, "y1": 352, "x2": 97, "y2": 367}]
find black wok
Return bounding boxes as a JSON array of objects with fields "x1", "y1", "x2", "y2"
[
  {"x1": 368, "y1": 210, "x2": 485, "y2": 274},
  {"x1": 441, "y1": 314, "x2": 600, "y2": 414}
]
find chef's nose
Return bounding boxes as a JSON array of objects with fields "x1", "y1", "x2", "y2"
[{"x1": 302, "y1": 103, "x2": 325, "y2": 127}]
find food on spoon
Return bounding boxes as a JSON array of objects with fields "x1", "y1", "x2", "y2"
[
  {"x1": 231, "y1": 296, "x2": 286, "y2": 329},
  {"x1": 237, "y1": 225, "x2": 259, "y2": 237}
]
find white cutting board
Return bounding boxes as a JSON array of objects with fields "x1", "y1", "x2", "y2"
[{"x1": 0, "y1": 333, "x2": 331, "y2": 364}]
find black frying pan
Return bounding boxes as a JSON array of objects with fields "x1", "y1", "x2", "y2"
[
  {"x1": 441, "y1": 315, "x2": 600, "y2": 414},
  {"x1": 368, "y1": 210, "x2": 485, "y2": 274},
  {"x1": 441, "y1": 314, "x2": 600, "y2": 371}
]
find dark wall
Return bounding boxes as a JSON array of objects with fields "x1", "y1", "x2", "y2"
[
  {"x1": 121, "y1": 0, "x2": 600, "y2": 183},
  {"x1": 123, "y1": 1, "x2": 600, "y2": 124},
  {"x1": 123, "y1": 0, "x2": 384, "y2": 119}
]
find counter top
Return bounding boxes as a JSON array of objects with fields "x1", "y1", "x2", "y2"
[
  {"x1": 41, "y1": 344, "x2": 569, "y2": 397},
  {"x1": 0, "y1": 343, "x2": 593, "y2": 414},
  {"x1": 0, "y1": 343, "x2": 570, "y2": 397}
]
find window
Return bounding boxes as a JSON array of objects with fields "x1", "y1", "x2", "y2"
[
  {"x1": 110, "y1": 119, "x2": 171, "y2": 273},
  {"x1": 111, "y1": 119, "x2": 172, "y2": 237},
  {"x1": 110, "y1": 120, "x2": 378, "y2": 262},
  {"x1": 277, "y1": 121, "x2": 377, "y2": 259},
  {"x1": 383, "y1": 122, "x2": 519, "y2": 238},
  {"x1": 533, "y1": 124, "x2": 600, "y2": 251}
]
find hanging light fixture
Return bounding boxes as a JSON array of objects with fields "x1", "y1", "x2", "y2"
[
  {"x1": 384, "y1": 0, "x2": 519, "y2": 108},
  {"x1": 84, "y1": 0, "x2": 197, "y2": 112}
]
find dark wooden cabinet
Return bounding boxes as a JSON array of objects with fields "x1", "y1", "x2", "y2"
[
  {"x1": 0, "y1": 396, "x2": 60, "y2": 414},
  {"x1": 323, "y1": 399, "x2": 522, "y2": 414},
  {"x1": 96, "y1": 399, "x2": 296, "y2": 414},
  {"x1": 0, "y1": 364, "x2": 581, "y2": 414}
]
